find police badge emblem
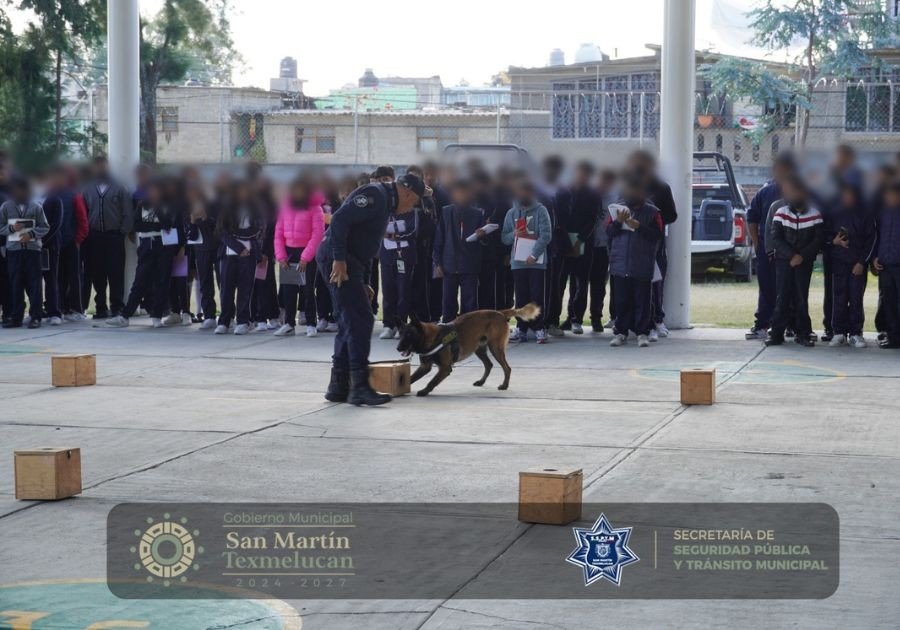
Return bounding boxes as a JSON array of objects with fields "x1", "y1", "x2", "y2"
[
  {"x1": 566, "y1": 513, "x2": 639, "y2": 586},
  {"x1": 353, "y1": 195, "x2": 369, "y2": 207}
]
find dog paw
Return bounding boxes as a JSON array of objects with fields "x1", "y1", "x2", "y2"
[
  {"x1": 497, "y1": 383, "x2": 509, "y2": 391},
  {"x1": 472, "y1": 381, "x2": 485, "y2": 387},
  {"x1": 416, "y1": 390, "x2": 430, "y2": 397}
]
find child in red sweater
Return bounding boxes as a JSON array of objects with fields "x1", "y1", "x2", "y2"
[{"x1": 273, "y1": 174, "x2": 325, "y2": 337}]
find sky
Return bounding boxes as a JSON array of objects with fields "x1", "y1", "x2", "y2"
[
  {"x1": 217, "y1": 0, "x2": 783, "y2": 94},
  {"x1": 12, "y1": 0, "x2": 796, "y2": 95}
]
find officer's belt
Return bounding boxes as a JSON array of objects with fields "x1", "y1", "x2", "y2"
[{"x1": 419, "y1": 324, "x2": 460, "y2": 362}]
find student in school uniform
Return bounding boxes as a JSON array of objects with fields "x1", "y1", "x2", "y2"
[
  {"x1": 540, "y1": 155, "x2": 571, "y2": 337},
  {"x1": 434, "y1": 178, "x2": 487, "y2": 323},
  {"x1": 80, "y1": 155, "x2": 133, "y2": 319},
  {"x1": 411, "y1": 163, "x2": 444, "y2": 322},
  {"x1": 186, "y1": 182, "x2": 220, "y2": 330},
  {"x1": 0, "y1": 176, "x2": 50, "y2": 329},
  {"x1": 561, "y1": 161, "x2": 602, "y2": 335},
  {"x1": 51, "y1": 165, "x2": 89, "y2": 322},
  {"x1": 105, "y1": 178, "x2": 183, "y2": 328},
  {"x1": 251, "y1": 177, "x2": 281, "y2": 332},
  {"x1": 0, "y1": 161, "x2": 11, "y2": 325},
  {"x1": 587, "y1": 169, "x2": 616, "y2": 333},
  {"x1": 606, "y1": 174, "x2": 664, "y2": 348},
  {"x1": 379, "y1": 196, "x2": 418, "y2": 339},
  {"x1": 473, "y1": 169, "x2": 506, "y2": 311},
  {"x1": 825, "y1": 183, "x2": 875, "y2": 348},
  {"x1": 39, "y1": 168, "x2": 69, "y2": 326},
  {"x1": 501, "y1": 177, "x2": 552, "y2": 343},
  {"x1": 216, "y1": 181, "x2": 262, "y2": 335},
  {"x1": 874, "y1": 181, "x2": 900, "y2": 349},
  {"x1": 273, "y1": 175, "x2": 325, "y2": 338},
  {"x1": 765, "y1": 175, "x2": 825, "y2": 347}
]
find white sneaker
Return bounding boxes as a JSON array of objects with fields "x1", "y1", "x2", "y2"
[
  {"x1": 181, "y1": 313, "x2": 193, "y2": 326},
  {"x1": 199, "y1": 318, "x2": 216, "y2": 330},
  {"x1": 609, "y1": 333, "x2": 626, "y2": 347},
  {"x1": 571, "y1": 322, "x2": 583, "y2": 335},
  {"x1": 637, "y1": 334, "x2": 650, "y2": 347},
  {"x1": 214, "y1": 324, "x2": 228, "y2": 335},
  {"x1": 234, "y1": 323, "x2": 250, "y2": 335},
  {"x1": 105, "y1": 315, "x2": 129, "y2": 328},
  {"x1": 325, "y1": 321, "x2": 338, "y2": 332},
  {"x1": 151, "y1": 318, "x2": 163, "y2": 328},
  {"x1": 829, "y1": 334, "x2": 846, "y2": 348},
  {"x1": 267, "y1": 319, "x2": 280, "y2": 330},
  {"x1": 379, "y1": 327, "x2": 396, "y2": 340},
  {"x1": 64, "y1": 312, "x2": 86, "y2": 322},
  {"x1": 536, "y1": 329, "x2": 548, "y2": 344},
  {"x1": 849, "y1": 334, "x2": 867, "y2": 349},
  {"x1": 509, "y1": 328, "x2": 524, "y2": 342},
  {"x1": 254, "y1": 322, "x2": 268, "y2": 333},
  {"x1": 648, "y1": 328, "x2": 659, "y2": 342},
  {"x1": 23, "y1": 315, "x2": 32, "y2": 325},
  {"x1": 547, "y1": 325, "x2": 564, "y2": 337},
  {"x1": 49, "y1": 316, "x2": 63, "y2": 326},
  {"x1": 273, "y1": 324, "x2": 295, "y2": 337},
  {"x1": 655, "y1": 323, "x2": 670, "y2": 338},
  {"x1": 306, "y1": 325, "x2": 318, "y2": 338},
  {"x1": 604, "y1": 318, "x2": 616, "y2": 330},
  {"x1": 162, "y1": 313, "x2": 181, "y2": 327},
  {"x1": 316, "y1": 318, "x2": 328, "y2": 332}
]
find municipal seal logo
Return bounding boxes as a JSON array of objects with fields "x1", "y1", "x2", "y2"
[
  {"x1": 566, "y1": 513, "x2": 639, "y2": 586},
  {"x1": 130, "y1": 513, "x2": 204, "y2": 587}
]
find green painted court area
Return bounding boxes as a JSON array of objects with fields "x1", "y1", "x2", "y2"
[{"x1": 0, "y1": 580, "x2": 300, "y2": 629}]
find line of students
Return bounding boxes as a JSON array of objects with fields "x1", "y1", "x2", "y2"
[{"x1": 746, "y1": 146, "x2": 900, "y2": 349}]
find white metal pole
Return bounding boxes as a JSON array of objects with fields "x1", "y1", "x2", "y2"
[
  {"x1": 659, "y1": 0, "x2": 696, "y2": 329},
  {"x1": 107, "y1": 0, "x2": 140, "y2": 299},
  {"x1": 107, "y1": 0, "x2": 140, "y2": 181}
]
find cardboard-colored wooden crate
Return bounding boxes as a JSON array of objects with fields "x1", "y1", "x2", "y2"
[
  {"x1": 14, "y1": 447, "x2": 82, "y2": 500},
  {"x1": 518, "y1": 467, "x2": 583, "y2": 525},
  {"x1": 369, "y1": 361, "x2": 411, "y2": 396},
  {"x1": 51, "y1": 354, "x2": 96, "y2": 387},
  {"x1": 681, "y1": 368, "x2": 716, "y2": 405}
]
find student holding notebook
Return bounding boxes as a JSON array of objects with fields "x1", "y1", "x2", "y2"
[{"x1": 501, "y1": 177, "x2": 552, "y2": 343}]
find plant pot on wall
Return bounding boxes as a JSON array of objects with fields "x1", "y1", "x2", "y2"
[{"x1": 697, "y1": 114, "x2": 715, "y2": 128}]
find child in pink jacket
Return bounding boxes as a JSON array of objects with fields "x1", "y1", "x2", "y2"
[{"x1": 273, "y1": 175, "x2": 325, "y2": 337}]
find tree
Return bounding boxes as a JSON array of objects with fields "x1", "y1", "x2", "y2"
[
  {"x1": 705, "y1": 0, "x2": 900, "y2": 147},
  {"x1": 138, "y1": 0, "x2": 239, "y2": 161},
  {"x1": 9, "y1": 0, "x2": 105, "y2": 156},
  {"x1": 0, "y1": 12, "x2": 58, "y2": 172}
]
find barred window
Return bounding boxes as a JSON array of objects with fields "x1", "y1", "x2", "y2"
[
  {"x1": 845, "y1": 84, "x2": 900, "y2": 133},
  {"x1": 160, "y1": 107, "x2": 178, "y2": 133},
  {"x1": 295, "y1": 126, "x2": 336, "y2": 153},
  {"x1": 551, "y1": 73, "x2": 660, "y2": 140},
  {"x1": 416, "y1": 127, "x2": 458, "y2": 152}
]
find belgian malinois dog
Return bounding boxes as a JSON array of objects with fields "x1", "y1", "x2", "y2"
[{"x1": 396, "y1": 303, "x2": 540, "y2": 396}]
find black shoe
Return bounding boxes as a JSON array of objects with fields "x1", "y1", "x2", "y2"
[
  {"x1": 2, "y1": 320, "x2": 22, "y2": 329},
  {"x1": 560, "y1": 320, "x2": 572, "y2": 331},
  {"x1": 880, "y1": 339, "x2": 900, "y2": 349},
  {"x1": 877, "y1": 331, "x2": 887, "y2": 342},
  {"x1": 93, "y1": 311, "x2": 110, "y2": 320},
  {"x1": 591, "y1": 320, "x2": 604, "y2": 333},
  {"x1": 784, "y1": 328, "x2": 795, "y2": 339},
  {"x1": 27, "y1": 319, "x2": 41, "y2": 329},
  {"x1": 348, "y1": 369, "x2": 392, "y2": 407},
  {"x1": 764, "y1": 334, "x2": 784, "y2": 346},
  {"x1": 324, "y1": 368, "x2": 350, "y2": 403},
  {"x1": 820, "y1": 331, "x2": 833, "y2": 343},
  {"x1": 794, "y1": 336, "x2": 815, "y2": 347}
]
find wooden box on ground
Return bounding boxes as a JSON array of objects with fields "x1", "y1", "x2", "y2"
[
  {"x1": 51, "y1": 354, "x2": 96, "y2": 387},
  {"x1": 518, "y1": 467, "x2": 583, "y2": 525},
  {"x1": 681, "y1": 368, "x2": 716, "y2": 405},
  {"x1": 369, "y1": 361, "x2": 411, "y2": 396},
  {"x1": 14, "y1": 447, "x2": 82, "y2": 500}
]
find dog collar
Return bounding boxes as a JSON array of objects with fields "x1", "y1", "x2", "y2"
[{"x1": 419, "y1": 325, "x2": 459, "y2": 359}]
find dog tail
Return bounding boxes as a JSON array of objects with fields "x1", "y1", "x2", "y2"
[{"x1": 501, "y1": 302, "x2": 541, "y2": 322}]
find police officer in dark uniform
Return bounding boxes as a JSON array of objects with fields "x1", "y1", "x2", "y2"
[{"x1": 317, "y1": 173, "x2": 427, "y2": 406}]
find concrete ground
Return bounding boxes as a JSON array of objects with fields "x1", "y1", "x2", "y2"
[{"x1": 0, "y1": 318, "x2": 898, "y2": 629}]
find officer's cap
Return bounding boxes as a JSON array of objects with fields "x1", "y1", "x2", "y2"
[{"x1": 398, "y1": 174, "x2": 428, "y2": 198}]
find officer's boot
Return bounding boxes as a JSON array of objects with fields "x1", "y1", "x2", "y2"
[
  {"x1": 348, "y1": 369, "x2": 392, "y2": 407},
  {"x1": 324, "y1": 367, "x2": 350, "y2": 403}
]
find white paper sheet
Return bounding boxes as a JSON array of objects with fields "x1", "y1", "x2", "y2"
[
  {"x1": 608, "y1": 204, "x2": 634, "y2": 231},
  {"x1": 226, "y1": 238, "x2": 252, "y2": 256},
  {"x1": 513, "y1": 236, "x2": 545, "y2": 265},
  {"x1": 161, "y1": 228, "x2": 179, "y2": 246},
  {"x1": 465, "y1": 223, "x2": 499, "y2": 243}
]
